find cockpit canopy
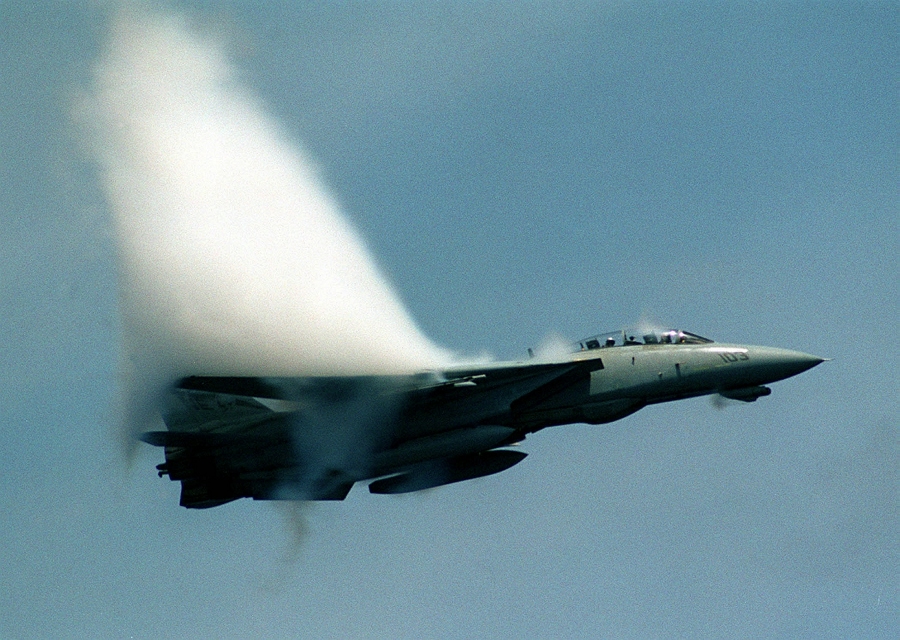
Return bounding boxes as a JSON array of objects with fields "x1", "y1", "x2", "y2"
[{"x1": 574, "y1": 328, "x2": 713, "y2": 352}]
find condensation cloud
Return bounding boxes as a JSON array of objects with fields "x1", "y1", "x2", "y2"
[{"x1": 77, "y1": 8, "x2": 451, "y2": 438}]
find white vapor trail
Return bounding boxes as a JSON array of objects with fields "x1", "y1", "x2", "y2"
[{"x1": 77, "y1": 7, "x2": 451, "y2": 443}]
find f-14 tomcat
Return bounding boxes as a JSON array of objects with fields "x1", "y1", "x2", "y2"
[{"x1": 141, "y1": 328, "x2": 825, "y2": 508}]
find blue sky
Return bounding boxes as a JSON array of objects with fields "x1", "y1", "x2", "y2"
[{"x1": 1, "y1": 2, "x2": 897, "y2": 638}]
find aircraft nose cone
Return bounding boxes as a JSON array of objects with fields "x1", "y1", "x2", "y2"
[
  {"x1": 753, "y1": 347, "x2": 827, "y2": 381},
  {"x1": 786, "y1": 351, "x2": 827, "y2": 376}
]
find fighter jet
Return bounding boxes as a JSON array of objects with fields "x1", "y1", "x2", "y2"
[{"x1": 141, "y1": 328, "x2": 825, "y2": 508}]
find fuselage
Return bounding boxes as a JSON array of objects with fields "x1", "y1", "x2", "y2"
[
  {"x1": 398, "y1": 340, "x2": 825, "y2": 441},
  {"x1": 146, "y1": 328, "x2": 826, "y2": 504}
]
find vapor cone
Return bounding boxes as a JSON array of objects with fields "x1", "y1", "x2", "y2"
[{"x1": 78, "y1": 8, "x2": 450, "y2": 443}]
